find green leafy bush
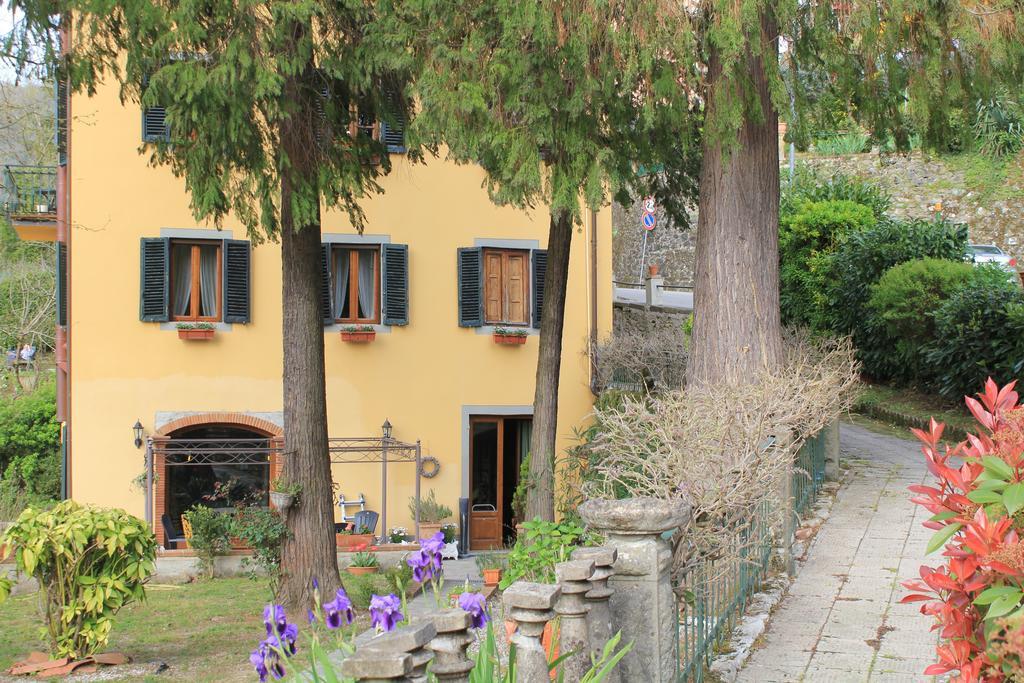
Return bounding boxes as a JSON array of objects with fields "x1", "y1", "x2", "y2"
[
  {"x1": 781, "y1": 166, "x2": 891, "y2": 219},
  {"x1": 866, "y1": 258, "x2": 976, "y2": 383},
  {"x1": 974, "y1": 93, "x2": 1024, "y2": 157},
  {"x1": 0, "y1": 378, "x2": 60, "y2": 504},
  {"x1": 183, "y1": 505, "x2": 234, "y2": 578},
  {"x1": 232, "y1": 506, "x2": 290, "y2": 591},
  {"x1": 498, "y1": 518, "x2": 593, "y2": 589},
  {"x1": 408, "y1": 488, "x2": 452, "y2": 524},
  {"x1": 779, "y1": 199, "x2": 876, "y2": 327},
  {"x1": 0, "y1": 501, "x2": 156, "y2": 659},
  {"x1": 339, "y1": 563, "x2": 412, "y2": 609},
  {"x1": 824, "y1": 217, "x2": 968, "y2": 380},
  {"x1": 926, "y1": 275, "x2": 1024, "y2": 400},
  {"x1": 812, "y1": 131, "x2": 870, "y2": 156}
]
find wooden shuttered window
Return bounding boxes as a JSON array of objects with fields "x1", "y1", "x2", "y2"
[
  {"x1": 319, "y1": 243, "x2": 409, "y2": 326},
  {"x1": 382, "y1": 244, "x2": 409, "y2": 326},
  {"x1": 56, "y1": 242, "x2": 68, "y2": 326},
  {"x1": 140, "y1": 237, "x2": 250, "y2": 323},
  {"x1": 460, "y1": 246, "x2": 547, "y2": 328},
  {"x1": 142, "y1": 107, "x2": 169, "y2": 141}
]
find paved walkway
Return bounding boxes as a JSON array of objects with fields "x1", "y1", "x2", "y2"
[{"x1": 738, "y1": 422, "x2": 939, "y2": 682}]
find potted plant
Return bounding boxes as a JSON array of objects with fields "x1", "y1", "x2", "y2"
[
  {"x1": 492, "y1": 327, "x2": 528, "y2": 345},
  {"x1": 335, "y1": 523, "x2": 375, "y2": 550},
  {"x1": 340, "y1": 325, "x2": 376, "y2": 343},
  {"x1": 388, "y1": 527, "x2": 408, "y2": 544},
  {"x1": 347, "y1": 549, "x2": 380, "y2": 575},
  {"x1": 476, "y1": 552, "x2": 506, "y2": 587},
  {"x1": 269, "y1": 478, "x2": 301, "y2": 512},
  {"x1": 177, "y1": 322, "x2": 215, "y2": 340},
  {"x1": 408, "y1": 489, "x2": 453, "y2": 539}
]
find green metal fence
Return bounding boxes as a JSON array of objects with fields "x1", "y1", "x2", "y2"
[{"x1": 677, "y1": 430, "x2": 829, "y2": 682}]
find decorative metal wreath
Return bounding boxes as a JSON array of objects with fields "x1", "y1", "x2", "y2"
[{"x1": 418, "y1": 456, "x2": 441, "y2": 478}]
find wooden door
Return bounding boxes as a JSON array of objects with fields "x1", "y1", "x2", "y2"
[{"x1": 469, "y1": 418, "x2": 503, "y2": 550}]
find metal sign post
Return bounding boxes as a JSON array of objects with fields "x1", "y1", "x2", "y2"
[{"x1": 638, "y1": 196, "x2": 656, "y2": 282}]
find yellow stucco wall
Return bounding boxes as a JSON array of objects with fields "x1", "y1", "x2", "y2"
[{"x1": 67, "y1": 80, "x2": 613, "y2": 536}]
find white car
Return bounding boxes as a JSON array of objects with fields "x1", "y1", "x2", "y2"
[{"x1": 967, "y1": 244, "x2": 1018, "y2": 272}]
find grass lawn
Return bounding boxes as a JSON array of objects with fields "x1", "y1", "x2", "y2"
[
  {"x1": 854, "y1": 382, "x2": 977, "y2": 436},
  {"x1": 0, "y1": 578, "x2": 271, "y2": 682}
]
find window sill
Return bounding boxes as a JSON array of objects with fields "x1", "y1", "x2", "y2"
[
  {"x1": 474, "y1": 325, "x2": 538, "y2": 336},
  {"x1": 325, "y1": 323, "x2": 391, "y2": 335}
]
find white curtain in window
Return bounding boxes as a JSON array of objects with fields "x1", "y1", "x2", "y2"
[
  {"x1": 199, "y1": 245, "x2": 218, "y2": 317},
  {"x1": 357, "y1": 250, "x2": 375, "y2": 318},
  {"x1": 333, "y1": 248, "x2": 350, "y2": 319},
  {"x1": 172, "y1": 244, "x2": 192, "y2": 316}
]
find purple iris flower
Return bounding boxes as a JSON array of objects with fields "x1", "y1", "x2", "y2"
[
  {"x1": 250, "y1": 635, "x2": 291, "y2": 682},
  {"x1": 307, "y1": 609, "x2": 316, "y2": 625},
  {"x1": 370, "y1": 593, "x2": 404, "y2": 632},
  {"x1": 420, "y1": 532, "x2": 445, "y2": 563},
  {"x1": 322, "y1": 588, "x2": 354, "y2": 629},
  {"x1": 263, "y1": 604, "x2": 288, "y2": 638},
  {"x1": 458, "y1": 592, "x2": 490, "y2": 629},
  {"x1": 406, "y1": 550, "x2": 435, "y2": 583}
]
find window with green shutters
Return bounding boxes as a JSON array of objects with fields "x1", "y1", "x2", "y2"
[
  {"x1": 458, "y1": 246, "x2": 547, "y2": 329},
  {"x1": 320, "y1": 242, "x2": 409, "y2": 327},
  {"x1": 139, "y1": 237, "x2": 250, "y2": 324},
  {"x1": 56, "y1": 242, "x2": 68, "y2": 326}
]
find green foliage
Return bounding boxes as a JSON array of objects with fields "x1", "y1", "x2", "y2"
[
  {"x1": 824, "y1": 216, "x2": 968, "y2": 380},
  {"x1": 499, "y1": 518, "x2": 592, "y2": 589},
  {"x1": 812, "y1": 131, "x2": 870, "y2": 156},
  {"x1": 231, "y1": 506, "x2": 290, "y2": 592},
  {"x1": 782, "y1": 166, "x2": 891, "y2": 219},
  {"x1": 974, "y1": 93, "x2": 1024, "y2": 157},
  {"x1": 0, "y1": 378, "x2": 61, "y2": 509},
  {"x1": 0, "y1": 500, "x2": 156, "y2": 659},
  {"x1": 349, "y1": 551, "x2": 379, "y2": 568},
  {"x1": 474, "y1": 551, "x2": 507, "y2": 571},
  {"x1": 339, "y1": 564, "x2": 412, "y2": 610},
  {"x1": 926, "y1": 275, "x2": 1024, "y2": 401},
  {"x1": 408, "y1": 489, "x2": 452, "y2": 524},
  {"x1": 866, "y1": 258, "x2": 977, "y2": 383},
  {"x1": 183, "y1": 505, "x2": 234, "y2": 579},
  {"x1": 779, "y1": 199, "x2": 876, "y2": 327}
]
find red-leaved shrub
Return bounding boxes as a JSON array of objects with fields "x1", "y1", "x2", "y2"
[{"x1": 903, "y1": 378, "x2": 1024, "y2": 682}]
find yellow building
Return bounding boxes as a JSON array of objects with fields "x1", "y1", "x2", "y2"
[{"x1": 39, "y1": 73, "x2": 613, "y2": 552}]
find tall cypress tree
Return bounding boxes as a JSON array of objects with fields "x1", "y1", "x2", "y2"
[
  {"x1": 10, "y1": 0, "x2": 411, "y2": 610},
  {"x1": 393, "y1": 0, "x2": 699, "y2": 521}
]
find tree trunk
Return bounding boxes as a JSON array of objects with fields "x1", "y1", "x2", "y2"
[
  {"x1": 276, "y1": 48, "x2": 341, "y2": 613},
  {"x1": 687, "y1": 12, "x2": 783, "y2": 387},
  {"x1": 525, "y1": 209, "x2": 573, "y2": 522}
]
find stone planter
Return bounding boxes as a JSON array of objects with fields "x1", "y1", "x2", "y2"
[
  {"x1": 493, "y1": 333, "x2": 527, "y2": 345},
  {"x1": 482, "y1": 568, "x2": 502, "y2": 586},
  {"x1": 336, "y1": 533, "x2": 375, "y2": 550},
  {"x1": 347, "y1": 565, "x2": 379, "y2": 576},
  {"x1": 269, "y1": 491, "x2": 295, "y2": 511},
  {"x1": 178, "y1": 328, "x2": 214, "y2": 340},
  {"x1": 418, "y1": 522, "x2": 443, "y2": 540},
  {"x1": 340, "y1": 330, "x2": 376, "y2": 343}
]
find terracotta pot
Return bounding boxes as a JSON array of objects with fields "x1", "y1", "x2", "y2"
[
  {"x1": 647, "y1": 263, "x2": 660, "y2": 277},
  {"x1": 347, "y1": 565, "x2": 379, "y2": 576},
  {"x1": 418, "y1": 523, "x2": 443, "y2": 540},
  {"x1": 340, "y1": 331, "x2": 376, "y2": 343},
  {"x1": 482, "y1": 568, "x2": 502, "y2": 586},
  {"x1": 493, "y1": 334, "x2": 527, "y2": 345},
  {"x1": 504, "y1": 619, "x2": 558, "y2": 673},
  {"x1": 336, "y1": 533, "x2": 375, "y2": 550},
  {"x1": 178, "y1": 328, "x2": 214, "y2": 340}
]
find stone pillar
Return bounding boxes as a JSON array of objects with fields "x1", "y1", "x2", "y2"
[
  {"x1": 340, "y1": 650, "x2": 411, "y2": 682},
  {"x1": 555, "y1": 559, "x2": 595, "y2": 682},
  {"x1": 579, "y1": 498, "x2": 689, "y2": 683},
  {"x1": 824, "y1": 419, "x2": 841, "y2": 480},
  {"x1": 362, "y1": 621, "x2": 437, "y2": 683},
  {"x1": 644, "y1": 273, "x2": 664, "y2": 307},
  {"x1": 572, "y1": 546, "x2": 617, "y2": 674},
  {"x1": 425, "y1": 609, "x2": 474, "y2": 682},
  {"x1": 502, "y1": 582, "x2": 561, "y2": 682}
]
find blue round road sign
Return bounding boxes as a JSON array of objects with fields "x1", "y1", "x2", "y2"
[{"x1": 642, "y1": 212, "x2": 656, "y2": 230}]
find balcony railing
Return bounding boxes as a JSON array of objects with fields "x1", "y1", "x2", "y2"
[{"x1": 3, "y1": 165, "x2": 57, "y2": 220}]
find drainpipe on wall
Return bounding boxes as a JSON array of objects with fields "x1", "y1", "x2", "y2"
[
  {"x1": 56, "y1": 20, "x2": 72, "y2": 499},
  {"x1": 588, "y1": 209, "x2": 600, "y2": 395}
]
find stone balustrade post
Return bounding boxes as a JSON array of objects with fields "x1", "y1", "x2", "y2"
[
  {"x1": 361, "y1": 621, "x2": 437, "y2": 683},
  {"x1": 579, "y1": 497, "x2": 689, "y2": 683},
  {"x1": 555, "y1": 559, "x2": 595, "y2": 682},
  {"x1": 571, "y1": 545, "x2": 618, "y2": 676},
  {"x1": 502, "y1": 582, "x2": 561, "y2": 682},
  {"x1": 340, "y1": 650, "x2": 411, "y2": 682},
  {"x1": 424, "y1": 609, "x2": 474, "y2": 682}
]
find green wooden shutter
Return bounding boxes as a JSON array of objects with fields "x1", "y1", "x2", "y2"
[
  {"x1": 382, "y1": 244, "x2": 409, "y2": 326},
  {"x1": 320, "y1": 243, "x2": 333, "y2": 323},
  {"x1": 222, "y1": 240, "x2": 251, "y2": 323},
  {"x1": 531, "y1": 249, "x2": 547, "y2": 329},
  {"x1": 379, "y1": 89, "x2": 406, "y2": 153},
  {"x1": 139, "y1": 237, "x2": 170, "y2": 321},
  {"x1": 142, "y1": 107, "x2": 169, "y2": 142},
  {"x1": 56, "y1": 79, "x2": 67, "y2": 167},
  {"x1": 55, "y1": 242, "x2": 67, "y2": 326},
  {"x1": 457, "y1": 247, "x2": 483, "y2": 327}
]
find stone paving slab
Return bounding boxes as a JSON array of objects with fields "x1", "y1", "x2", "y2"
[{"x1": 737, "y1": 422, "x2": 940, "y2": 683}]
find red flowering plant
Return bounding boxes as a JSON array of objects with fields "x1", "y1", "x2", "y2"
[{"x1": 902, "y1": 379, "x2": 1024, "y2": 682}]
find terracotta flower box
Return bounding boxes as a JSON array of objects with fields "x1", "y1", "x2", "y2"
[
  {"x1": 493, "y1": 333, "x2": 527, "y2": 345},
  {"x1": 340, "y1": 330, "x2": 376, "y2": 343},
  {"x1": 336, "y1": 532, "x2": 375, "y2": 550},
  {"x1": 178, "y1": 328, "x2": 215, "y2": 341},
  {"x1": 346, "y1": 565, "x2": 379, "y2": 576}
]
